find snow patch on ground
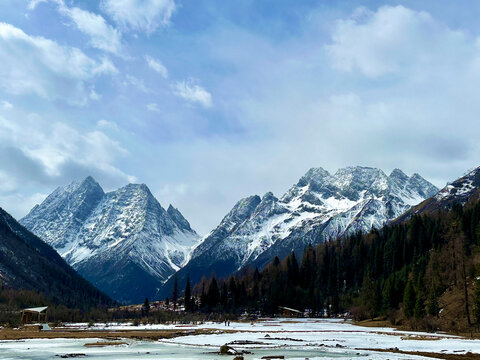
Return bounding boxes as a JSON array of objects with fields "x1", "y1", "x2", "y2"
[{"x1": 23, "y1": 318, "x2": 480, "y2": 360}]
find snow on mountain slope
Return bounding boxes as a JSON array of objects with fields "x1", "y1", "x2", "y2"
[
  {"x1": 162, "y1": 166, "x2": 438, "y2": 296},
  {"x1": 397, "y1": 166, "x2": 480, "y2": 221},
  {"x1": 20, "y1": 177, "x2": 199, "y2": 304}
]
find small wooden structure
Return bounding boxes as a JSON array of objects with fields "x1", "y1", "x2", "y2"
[
  {"x1": 279, "y1": 306, "x2": 302, "y2": 318},
  {"x1": 21, "y1": 306, "x2": 48, "y2": 325}
]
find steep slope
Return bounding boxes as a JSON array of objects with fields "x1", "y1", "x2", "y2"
[
  {"x1": 21, "y1": 178, "x2": 200, "y2": 304},
  {"x1": 161, "y1": 166, "x2": 438, "y2": 297},
  {"x1": 397, "y1": 166, "x2": 480, "y2": 221},
  {"x1": 0, "y1": 207, "x2": 112, "y2": 309}
]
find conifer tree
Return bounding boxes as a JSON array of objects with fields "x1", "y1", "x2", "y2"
[
  {"x1": 414, "y1": 292, "x2": 425, "y2": 319},
  {"x1": 403, "y1": 280, "x2": 416, "y2": 318},
  {"x1": 184, "y1": 276, "x2": 192, "y2": 312},
  {"x1": 143, "y1": 298, "x2": 150, "y2": 317},
  {"x1": 207, "y1": 277, "x2": 220, "y2": 311},
  {"x1": 172, "y1": 274, "x2": 178, "y2": 311},
  {"x1": 426, "y1": 286, "x2": 439, "y2": 317},
  {"x1": 473, "y1": 279, "x2": 480, "y2": 327}
]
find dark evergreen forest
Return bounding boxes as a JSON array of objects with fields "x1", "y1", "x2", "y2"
[{"x1": 187, "y1": 200, "x2": 480, "y2": 331}]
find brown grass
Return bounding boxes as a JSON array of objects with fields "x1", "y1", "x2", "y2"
[
  {"x1": 0, "y1": 327, "x2": 228, "y2": 341},
  {"x1": 84, "y1": 341, "x2": 128, "y2": 347}
]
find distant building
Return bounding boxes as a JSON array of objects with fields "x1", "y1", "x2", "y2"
[
  {"x1": 279, "y1": 306, "x2": 303, "y2": 318},
  {"x1": 21, "y1": 306, "x2": 48, "y2": 325}
]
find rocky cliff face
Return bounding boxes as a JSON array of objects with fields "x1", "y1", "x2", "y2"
[{"x1": 21, "y1": 177, "x2": 199, "y2": 304}]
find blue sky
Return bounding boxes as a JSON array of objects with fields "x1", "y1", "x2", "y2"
[{"x1": 1, "y1": 0, "x2": 480, "y2": 234}]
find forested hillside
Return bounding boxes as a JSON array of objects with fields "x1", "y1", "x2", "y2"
[
  {"x1": 189, "y1": 198, "x2": 480, "y2": 332},
  {"x1": 0, "y1": 207, "x2": 113, "y2": 312}
]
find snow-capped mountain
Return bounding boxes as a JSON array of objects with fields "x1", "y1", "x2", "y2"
[
  {"x1": 20, "y1": 177, "x2": 199, "y2": 304},
  {"x1": 160, "y1": 166, "x2": 438, "y2": 297},
  {"x1": 398, "y1": 166, "x2": 480, "y2": 220}
]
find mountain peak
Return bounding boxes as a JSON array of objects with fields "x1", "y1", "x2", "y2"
[
  {"x1": 20, "y1": 178, "x2": 200, "y2": 303},
  {"x1": 434, "y1": 166, "x2": 480, "y2": 203},
  {"x1": 82, "y1": 175, "x2": 98, "y2": 185},
  {"x1": 262, "y1": 192, "x2": 276, "y2": 201},
  {"x1": 396, "y1": 166, "x2": 479, "y2": 222},
  {"x1": 167, "y1": 204, "x2": 192, "y2": 232},
  {"x1": 297, "y1": 167, "x2": 330, "y2": 187},
  {"x1": 221, "y1": 195, "x2": 261, "y2": 229},
  {"x1": 334, "y1": 166, "x2": 385, "y2": 179},
  {"x1": 165, "y1": 164, "x2": 438, "y2": 299},
  {"x1": 390, "y1": 168, "x2": 408, "y2": 180}
]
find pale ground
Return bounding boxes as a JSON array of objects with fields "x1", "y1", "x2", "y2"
[{"x1": 1, "y1": 318, "x2": 480, "y2": 359}]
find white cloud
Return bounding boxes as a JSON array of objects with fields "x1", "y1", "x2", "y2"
[
  {"x1": 147, "y1": 103, "x2": 160, "y2": 112},
  {"x1": 0, "y1": 113, "x2": 134, "y2": 182},
  {"x1": 97, "y1": 119, "x2": 119, "y2": 131},
  {"x1": 60, "y1": 5, "x2": 122, "y2": 55},
  {"x1": 145, "y1": 55, "x2": 168, "y2": 78},
  {"x1": 29, "y1": 0, "x2": 122, "y2": 55},
  {"x1": 1, "y1": 101, "x2": 13, "y2": 110},
  {"x1": 123, "y1": 74, "x2": 149, "y2": 93},
  {"x1": 0, "y1": 192, "x2": 48, "y2": 220},
  {"x1": 326, "y1": 5, "x2": 471, "y2": 78},
  {"x1": 0, "y1": 171, "x2": 17, "y2": 193},
  {"x1": 89, "y1": 88, "x2": 101, "y2": 101},
  {"x1": 27, "y1": 0, "x2": 47, "y2": 10},
  {"x1": 173, "y1": 78, "x2": 212, "y2": 108},
  {"x1": 0, "y1": 22, "x2": 117, "y2": 105},
  {"x1": 101, "y1": 0, "x2": 175, "y2": 33}
]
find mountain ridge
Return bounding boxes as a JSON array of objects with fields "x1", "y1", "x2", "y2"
[
  {"x1": 396, "y1": 165, "x2": 480, "y2": 222},
  {"x1": 159, "y1": 166, "x2": 438, "y2": 298},
  {"x1": 20, "y1": 177, "x2": 200, "y2": 304}
]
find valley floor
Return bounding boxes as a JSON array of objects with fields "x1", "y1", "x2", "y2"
[{"x1": 2, "y1": 318, "x2": 480, "y2": 359}]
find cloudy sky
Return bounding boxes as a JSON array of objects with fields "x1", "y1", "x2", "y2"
[{"x1": 0, "y1": 0, "x2": 479, "y2": 234}]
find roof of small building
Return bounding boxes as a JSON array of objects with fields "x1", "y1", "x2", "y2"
[
  {"x1": 23, "y1": 306, "x2": 48, "y2": 313},
  {"x1": 279, "y1": 306, "x2": 302, "y2": 313}
]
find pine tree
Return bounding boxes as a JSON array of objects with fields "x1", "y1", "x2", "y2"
[
  {"x1": 426, "y1": 286, "x2": 439, "y2": 317},
  {"x1": 414, "y1": 292, "x2": 425, "y2": 319},
  {"x1": 172, "y1": 274, "x2": 178, "y2": 311},
  {"x1": 403, "y1": 280, "x2": 416, "y2": 319},
  {"x1": 207, "y1": 277, "x2": 220, "y2": 311},
  {"x1": 184, "y1": 276, "x2": 192, "y2": 312},
  {"x1": 360, "y1": 271, "x2": 377, "y2": 319},
  {"x1": 473, "y1": 279, "x2": 480, "y2": 327},
  {"x1": 143, "y1": 298, "x2": 150, "y2": 317}
]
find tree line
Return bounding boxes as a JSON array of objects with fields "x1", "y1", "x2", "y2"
[{"x1": 182, "y1": 199, "x2": 480, "y2": 332}]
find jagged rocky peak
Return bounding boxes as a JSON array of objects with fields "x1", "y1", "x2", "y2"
[
  {"x1": 20, "y1": 176, "x2": 105, "y2": 248},
  {"x1": 332, "y1": 166, "x2": 387, "y2": 196},
  {"x1": 396, "y1": 166, "x2": 480, "y2": 222},
  {"x1": 435, "y1": 166, "x2": 480, "y2": 202},
  {"x1": 49, "y1": 175, "x2": 104, "y2": 206},
  {"x1": 389, "y1": 168, "x2": 409, "y2": 182},
  {"x1": 253, "y1": 192, "x2": 287, "y2": 218},
  {"x1": 20, "y1": 176, "x2": 200, "y2": 304},
  {"x1": 408, "y1": 173, "x2": 439, "y2": 198},
  {"x1": 227, "y1": 195, "x2": 262, "y2": 223},
  {"x1": 167, "y1": 204, "x2": 192, "y2": 232},
  {"x1": 297, "y1": 167, "x2": 330, "y2": 187},
  {"x1": 162, "y1": 164, "x2": 439, "y2": 298}
]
